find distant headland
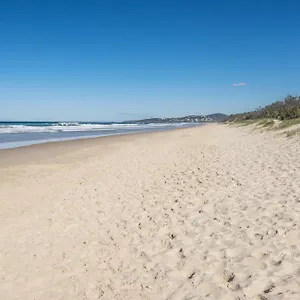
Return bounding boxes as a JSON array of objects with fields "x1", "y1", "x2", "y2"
[{"x1": 122, "y1": 113, "x2": 228, "y2": 124}]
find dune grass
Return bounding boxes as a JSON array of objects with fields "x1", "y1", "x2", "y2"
[
  {"x1": 257, "y1": 119, "x2": 275, "y2": 128},
  {"x1": 233, "y1": 119, "x2": 258, "y2": 126},
  {"x1": 275, "y1": 118, "x2": 300, "y2": 130},
  {"x1": 230, "y1": 117, "x2": 300, "y2": 138},
  {"x1": 286, "y1": 128, "x2": 300, "y2": 137}
]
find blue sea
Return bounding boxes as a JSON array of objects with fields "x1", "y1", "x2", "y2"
[{"x1": 0, "y1": 121, "x2": 200, "y2": 149}]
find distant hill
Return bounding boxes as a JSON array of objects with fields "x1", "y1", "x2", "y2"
[
  {"x1": 122, "y1": 113, "x2": 228, "y2": 124},
  {"x1": 205, "y1": 113, "x2": 228, "y2": 121}
]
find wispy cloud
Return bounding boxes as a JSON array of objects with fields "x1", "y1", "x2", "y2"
[{"x1": 232, "y1": 82, "x2": 247, "y2": 87}]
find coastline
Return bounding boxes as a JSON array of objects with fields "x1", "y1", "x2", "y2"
[
  {"x1": 1, "y1": 124, "x2": 300, "y2": 299},
  {"x1": 0, "y1": 125, "x2": 202, "y2": 167},
  {"x1": 0, "y1": 122, "x2": 203, "y2": 150}
]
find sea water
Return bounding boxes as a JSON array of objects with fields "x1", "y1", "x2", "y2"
[{"x1": 0, "y1": 121, "x2": 201, "y2": 149}]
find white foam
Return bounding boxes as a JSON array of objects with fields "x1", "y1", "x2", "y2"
[
  {"x1": 0, "y1": 122, "x2": 196, "y2": 149},
  {"x1": 0, "y1": 123, "x2": 187, "y2": 134}
]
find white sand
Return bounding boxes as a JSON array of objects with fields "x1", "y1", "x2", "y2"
[{"x1": 0, "y1": 124, "x2": 300, "y2": 299}]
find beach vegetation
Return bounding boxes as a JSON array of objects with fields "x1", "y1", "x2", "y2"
[
  {"x1": 225, "y1": 95, "x2": 300, "y2": 123},
  {"x1": 285, "y1": 128, "x2": 300, "y2": 137}
]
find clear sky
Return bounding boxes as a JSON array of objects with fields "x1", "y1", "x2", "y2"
[{"x1": 1, "y1": 0, "x2": 300, "y2": 121}]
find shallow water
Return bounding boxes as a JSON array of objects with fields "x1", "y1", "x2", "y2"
[{"x1": 0, "y1": 122, "x2": 202, "y2": 149}]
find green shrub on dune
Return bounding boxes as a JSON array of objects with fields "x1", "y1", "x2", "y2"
[{"x1": 226, "y1": 95, "x2": 300, "y2": 122}]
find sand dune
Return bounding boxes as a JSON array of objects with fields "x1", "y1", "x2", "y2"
[{"x1": 0, "y1": 124, "x2": 300, "y2": 299}]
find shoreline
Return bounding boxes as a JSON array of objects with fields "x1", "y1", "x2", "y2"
[
  {"x1": 0, "y1": 125, "x2": 204, "y2": 168},
  {"x1": 0, "y1": 123, "x2": 204, "y2": 151}
]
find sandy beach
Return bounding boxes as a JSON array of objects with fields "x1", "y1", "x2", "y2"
[{"x1": 0, "y1": 124, "x2": 300, "y2": 300}]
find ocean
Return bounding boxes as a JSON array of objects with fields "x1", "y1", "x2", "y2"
[{"x1": 0, "y1": 121, "x2": 200, "y2": 149}]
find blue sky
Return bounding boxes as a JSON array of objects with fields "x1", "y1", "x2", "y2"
[{"x1": 1, "y1": 0, "x2": 300, "y2": 121}]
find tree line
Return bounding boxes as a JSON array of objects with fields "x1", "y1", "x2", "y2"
[{"x1": 226, "y1": 95, "x2": 300, "y2": 122}]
